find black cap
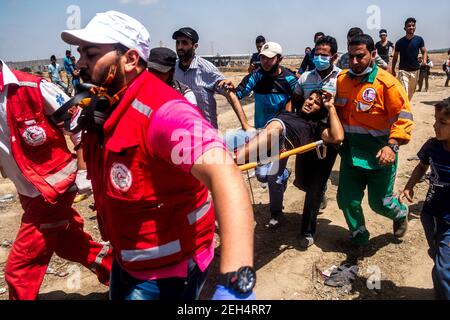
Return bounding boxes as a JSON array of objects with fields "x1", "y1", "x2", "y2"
[
  {"x1": 148, "y1": 47, "x2": 177, "y2": 73},
  {"x1": 379, "y1": 29, "x2": 388, "y2": 35},
  {"x1": 172, "y1": 27, "x2": 199, "y2": 44}
]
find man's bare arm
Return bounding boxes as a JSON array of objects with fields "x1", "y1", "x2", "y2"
[{"x1": 191, "y1": 148, "x2": 254, "y2": 273}]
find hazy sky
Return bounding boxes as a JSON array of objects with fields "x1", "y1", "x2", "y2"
[{"x1": 1, "y1": 0, "x2": 449, "y2": 62}]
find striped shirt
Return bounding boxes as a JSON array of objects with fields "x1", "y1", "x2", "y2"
[
  {"x1": 294, "y1": 65, "x2": 342, "y2": 99},
  {"x1": 174, "y1": 56, "x2": 225, "y2": 128}
]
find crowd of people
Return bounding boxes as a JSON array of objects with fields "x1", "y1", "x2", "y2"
[{"x1": 0, "y1": 10, "x2": 449, "y2": 301}]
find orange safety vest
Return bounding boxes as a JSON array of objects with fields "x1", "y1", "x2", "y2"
[
  {"x1": 335, "y1": 67, "x2": 413, "y2": 143},
  {"x1": 83, "y1": 71, "x2": 215, "y2": 272},
  {"x1": 6, "y1": 70, "x2": 77, "y2": 204}
]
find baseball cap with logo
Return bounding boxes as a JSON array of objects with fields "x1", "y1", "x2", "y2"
[
  {"x1": 148, "y1": 47, "x2": 177, "y2": 73},
  {"x1": 172, "y1": 27, "x2": 199, "y2": 44},
  {"x1": 61, "y1": 11, "x2": 151, "y2": 61},
  {"x1": 260, "y1": 42, "x2": 283, "y2": 58}
]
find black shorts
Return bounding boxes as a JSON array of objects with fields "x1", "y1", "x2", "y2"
[{"x1": 268, "y1": 111, "x2": 323, "y2": 150}]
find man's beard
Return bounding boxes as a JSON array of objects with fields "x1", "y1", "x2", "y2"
[
  {"x1": 262, "y1": 62, "x2": 280, "y2": 76},
  {"x1": 80, "y1": 62, "x2": 125, "y2": 94},
  {"x1": 177, "y1": 48, "x2": 195, "y2": 63}
]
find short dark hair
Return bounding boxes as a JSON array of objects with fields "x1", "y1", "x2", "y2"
[
  {"x1": 50, "y1": 55, "x2": 56, "y2": 61},
  {"x1": 315, "y1": 35, "x2": 338, "y2": 55},
  {"x1": 405, "y1": 17, "x2": 416, "y2": 26},
  {"x1": 349, "y1": 34, "x2": 375, "y2": 52},
  {"x1": 436, "y1": 98, "x2": 450, "y2": 118},
  {"x1": 314, "y1": 32, "x2": 325, "y2": 41},
  {"x1": 66, "y1": 50, "x2": 71, "y2": 55},
  {"x1": 114, "y1": 43, "x2": 148, "y2": 69},
  {"x1": 256, "y1": 35, "x2": 266, "y2": 44},
  {"x1": 447, "y1": 49, "x2": 450, "y2": 55},
  {"x1": 347, "y1": 27, "x2": 364, "y2": 40}
]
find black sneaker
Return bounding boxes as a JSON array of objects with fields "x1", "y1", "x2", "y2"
[
  {"x1": 299, "y1": 235, "x2": 314, "y2": 249},
  {"x1": 320, "y1": 196, "x2": 328, "y2": 211},
  {"x1": 393, "y1": 217, "x2": 408, "y2": 238},
  {"x1": 267, "y1": 212, "x2": 284, "y2": 229}
]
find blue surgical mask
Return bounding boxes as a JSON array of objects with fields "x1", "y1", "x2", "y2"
[
  {"x1": 348, "y1": 65, "x2": 373, "y2": 77},
  {"x1": 313, "y1": 55, "x2": 331, "y2": 71}
]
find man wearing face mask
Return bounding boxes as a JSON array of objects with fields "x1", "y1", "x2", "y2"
[
  {"x1": 291, "y1": 36, "x2": 342, "y2": 248},
  {"x1": 334, "y1": 34, "x2": 414, "y2": 247},
  {"x1": 173, "y1": 27, "x2": 251, "y2": 131},
  {"x1": 233, "y1": 42, "x2": 297, "y2": 228}
]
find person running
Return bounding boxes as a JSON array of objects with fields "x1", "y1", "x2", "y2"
[
  {"x1": 172, "y1": 27, "x2": 252, "y2": 131},
  {"x1": 375, "y1": 29, "x2": 394, "y2": 64},
  {"x1": 335, "y1": 34, "x2": 413, "y2": 247},
  {"x1": 147, "y1": 47, "x2": 197, "y2": 105},
  {"x1": 400, "y1": 97, "x2": 450, "y2": 300},
  {"x1": 392, "y1": 17, "x2": 428, "y2": 101},
  {"x1": 62, "y1": 10, "x2": 256, "y2": 301},
  {"x1": 0, "y1": 59, "x2": 112, "y2": 300},
  {"x1": 248, "y1": 35, "x2": 266, "y2": 73},
  {"x1": 232, "y1": 42, "x2": 297, "y2": 228}
]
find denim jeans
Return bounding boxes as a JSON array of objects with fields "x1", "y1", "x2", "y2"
[
  {"x1": 255, "y1": 160, "x2": 290, "y2": 215},
  {"x1": 421, "y1": 211, "x2": 450, "y2": 300},
  {"x1": 109, "y1": 258, "x2": 209, "y2": 301}
]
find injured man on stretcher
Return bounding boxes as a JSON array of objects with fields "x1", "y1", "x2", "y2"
[
  {"x1": 225, "y1": 90, "x2": 344, "y2": 229},
  {"x1": 234, "y1": 90, "x2": 344, "y2": 167}
]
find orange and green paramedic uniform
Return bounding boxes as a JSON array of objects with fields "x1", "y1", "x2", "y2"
[{"x1": 335, "y1": 65, "x2": 413, "y2": 245}]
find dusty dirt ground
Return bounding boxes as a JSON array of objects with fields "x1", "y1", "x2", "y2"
[{"x1": 0, "y1": 58, "x2": 449, "y2": 300}]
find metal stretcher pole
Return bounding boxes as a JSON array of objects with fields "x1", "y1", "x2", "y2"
[{"x1": 238, "y1": 140, "x2": 324, "y2": 172}]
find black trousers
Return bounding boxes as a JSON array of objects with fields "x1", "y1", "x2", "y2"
[{"x1": 294, "y1": 146, "x2": 339, "y2": 236}]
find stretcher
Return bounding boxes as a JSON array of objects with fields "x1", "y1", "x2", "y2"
[{"x1": 239, "y1": 140, "x2": 325, "y2": 172}]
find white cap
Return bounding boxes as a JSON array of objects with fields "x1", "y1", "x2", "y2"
[
  {"x1": 260, "y1": 42, "x2": 283, "y2": 58},
  {"x1": 61, "y1": 11, "x2": 150, "y2": 61}
]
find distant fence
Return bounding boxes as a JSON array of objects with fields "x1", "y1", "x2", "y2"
[
  {"x1": 5, "y1": 58, "x2": 64, "y2": 73},
  {"x1": 6, "y1": 54, "x2": 306, "y2": 73}
]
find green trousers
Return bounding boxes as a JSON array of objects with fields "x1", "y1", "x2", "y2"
[{"x1": 337, "y1": 159, "x2": 408, "y2": 246}]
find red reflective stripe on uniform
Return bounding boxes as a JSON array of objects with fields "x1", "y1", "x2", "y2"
[
  {"x1": 187, "y1": 195, "x2": 212, "y2": 225},
  {"x1": 121, "y1": 240, "x2": 182, "y2": 262},
  {"x1": 131, "y1": 99, "x2": 152, "y2": 117},
  {"x1": 39, "y1": 219, "x2": 69, "y2": 230},
  {"x1": 6, "y1": 70, "x2": 77, "y2": 203},
  {"x1": 18, "y1": 81, "x2": 38, "y2": 88},
  {"x1": 91, "y1": 243, "x2": 111, "y2": 271},
  {"x1": 45, "y1": 159, "x2": 77, "y2": 186}
]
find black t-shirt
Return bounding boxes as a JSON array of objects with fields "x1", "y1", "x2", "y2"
[
  {"x1": 375, "y1": 41, "x2": 394, "y2": 63},
  {"x1": 395, "y1": 35, "x2": 425, "y2": 71},
  {"x1": 418, "y1": 138, "x2": 450, "y2": 221},
  {"x1": 250, "y1": 52, "x2": 261, "y2": 69}
]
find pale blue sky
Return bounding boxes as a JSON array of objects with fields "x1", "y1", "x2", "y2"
[{"x1": 1, "y1": 0, "x2": 449, "y2": 62}]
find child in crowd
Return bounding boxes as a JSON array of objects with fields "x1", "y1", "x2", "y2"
[{"x1": 400, "y1": 97, "x2": 450, "y2": 299}]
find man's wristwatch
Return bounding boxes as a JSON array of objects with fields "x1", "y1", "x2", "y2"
[
  {"x1": 388, "y1": 143, "x2": 400, "y2": 154},
  {"x1": 218, "y1": 266, "x2": 256, "y2": 294}
]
